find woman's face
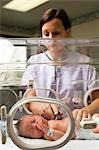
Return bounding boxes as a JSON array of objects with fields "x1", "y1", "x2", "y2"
[
  {"x1": 42, "y1": 18, "x2": 70, "y2": 39},
  {"x1": 18, "y1": 115, "x2": 44, "y2": 139},
  {"x1": 41, "y1": 18, "x2": 70, "y2": 52}
]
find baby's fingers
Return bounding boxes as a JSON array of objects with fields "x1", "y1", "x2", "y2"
[{"x1": 51, "y1": 104, "x2": 58, "y2": 115}]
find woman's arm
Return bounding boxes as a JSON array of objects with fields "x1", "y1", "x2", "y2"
[
  {"x1": 25, "y1": 89, "x2": 51, "y2": 114},
  {"x1": 72, "y1": 98, "x2": 99, "y2": 122},
  {"x1": 82, "y1": 98, "x2": 99, "y2": 115},
  {"x1": 25, "y1": 89, "x2": 59, "y2": 119}
]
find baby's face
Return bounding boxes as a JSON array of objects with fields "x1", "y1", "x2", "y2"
[{"x1": 18, "y1": 115, "x2": 44, "y2": 139}]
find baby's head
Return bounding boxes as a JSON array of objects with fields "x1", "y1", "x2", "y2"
[{"x1": 15, "y1": 115, "x2": 44, "y2": 139}]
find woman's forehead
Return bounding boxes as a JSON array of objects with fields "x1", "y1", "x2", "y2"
[{"x1": 42, "y1": 18, "x2": 65, "y2": 31}]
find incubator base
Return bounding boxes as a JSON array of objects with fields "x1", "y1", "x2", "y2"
[{"x1": 0, "y1": 138, "x2": 99, "y2": 150}]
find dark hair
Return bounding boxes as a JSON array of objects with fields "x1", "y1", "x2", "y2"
[{"x1": 40, "y1": 8, "x2": 71, "y2": 35}]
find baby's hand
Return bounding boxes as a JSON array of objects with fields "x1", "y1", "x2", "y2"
[{"x1": 36, "y1": 118, "x2": 49, "y2": 134}]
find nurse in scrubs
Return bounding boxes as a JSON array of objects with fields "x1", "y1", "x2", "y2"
[{"x1": 21, "y1": 8, "x2": 99, "y2": 122}]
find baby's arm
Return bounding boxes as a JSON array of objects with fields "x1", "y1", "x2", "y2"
[
  {"x1": 44, "y1": 129, "x2": 64, "y2": 141},
  {"x1": 36, "y1": 117, "x2": 65, "y2": 140}
]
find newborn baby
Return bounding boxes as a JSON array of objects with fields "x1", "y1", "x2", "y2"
[{"x1": 15, "y1": 114, "x2": 67, "y2": 141}]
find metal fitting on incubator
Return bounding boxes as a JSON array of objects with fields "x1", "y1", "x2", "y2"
[
  {"x1": 28, "y1": 80, "x2": 34, "y2": 88},
  {"x1": 80, "y1": 118, "x2": 97, "y2": 129}
]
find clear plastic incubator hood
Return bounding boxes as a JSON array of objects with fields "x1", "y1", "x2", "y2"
[{"x1": 0, "y1": 38, "x2": 99, "y2": 150}]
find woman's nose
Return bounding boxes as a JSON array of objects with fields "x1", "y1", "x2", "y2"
[{"x1": 49, "y1": 33, "x2": 55, "y2": 38}]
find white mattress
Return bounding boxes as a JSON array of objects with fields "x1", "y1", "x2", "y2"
[
  {"x1": 0, "y1": 138, "x2": 99, "y2": 150},
  {"x1": 0, "y1": 128, "x2": 99, "y2": 150},
  {"x1": 0, "y1": 120, "x2": 99, "y2": 150}
]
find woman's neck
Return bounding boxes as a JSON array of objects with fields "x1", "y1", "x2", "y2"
[{"x1": 48, "y1": 49, "x2": 65, "y2": 61}]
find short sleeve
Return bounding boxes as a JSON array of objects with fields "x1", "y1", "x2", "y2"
[
  {"x1": 21, "y1": 65, "x2": 35, "y2": 86},
  {"x1": 87, "y1": 65, "x2": 99, "y2": 89}
]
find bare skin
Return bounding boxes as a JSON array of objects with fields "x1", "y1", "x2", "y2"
[{"x1": 16, "y1": 115, "x2": 68, "y2": 141}]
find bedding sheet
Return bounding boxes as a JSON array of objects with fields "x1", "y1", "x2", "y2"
[
  {"x1": 0, "y1": 121, "x2": 99, "y2": 150},
  {"x1": 0, "y1": 137, "x2": 99, "y2": 150}
]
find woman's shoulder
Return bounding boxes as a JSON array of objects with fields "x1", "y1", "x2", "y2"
[
  {"x1": 68, "y1": 51, "x2": 91, "y2": 62},
  {"x1": 28, "y1": 52, "x2": 46, "y2": 62}
]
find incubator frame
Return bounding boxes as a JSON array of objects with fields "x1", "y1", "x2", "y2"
[
  {"x1": 83, "y1": 86, "x2": 99, "y2": 106},
  {"x1": 7, "y1": 96, "x2": 75, "y2": 150},
  {"x1": 22, "y1": 87, "x2": 60, "y2": 114},
  {"x1": 0, "y1": 38, "x2": 99, "y2": 149}
]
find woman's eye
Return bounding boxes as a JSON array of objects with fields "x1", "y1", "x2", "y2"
[
  {"x1": 53, "y1": 32, "x2": 60, "y2": 35},
  {"x1": 43, "y1": 31, "x2": 61, "y2": 37},
  {"x1": 44, "y1": 33, "x2": 49, "y2": 36}
]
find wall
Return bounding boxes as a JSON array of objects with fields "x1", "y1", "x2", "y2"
[
  {"x1": 71, "y1": 19, "x2": 99, "y2": 72},
  {"x1": 72, "y1": 19, "x2": 99, "y2": 38}
]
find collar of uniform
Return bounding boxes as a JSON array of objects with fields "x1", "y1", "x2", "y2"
[
  {"x1": 45, "y1": 50, "x2": 68, "y2": 62},
  {"x1": 45, "y1": 51, "x2": 54, "y2": 61}
]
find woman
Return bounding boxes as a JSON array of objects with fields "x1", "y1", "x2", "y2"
[{"x1": 21, "y1": 8, "x2": 98, "y2": 122}]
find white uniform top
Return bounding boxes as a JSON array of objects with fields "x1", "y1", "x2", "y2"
[{"x1": 21, "y1": 51, "x2": 97, "y2": 110}]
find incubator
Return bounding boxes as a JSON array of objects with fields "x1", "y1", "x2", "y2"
[{"x1": 0, "y1": 38, "x2": 99, "y2": 150}]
